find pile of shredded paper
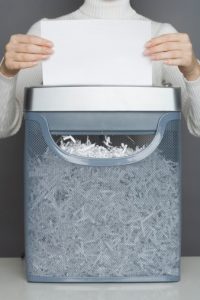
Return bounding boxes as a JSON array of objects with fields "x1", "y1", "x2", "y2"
[
  {"x1": 58, "y1": 135, "x2": 146, "y2": 158},
  {"x1": 26, "y1": 145, "x2": 180, "y2": 278}
]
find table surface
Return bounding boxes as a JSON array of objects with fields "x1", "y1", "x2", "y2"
[{"x1": 0, "y1": 257, "x2": 200, "y2": 300}]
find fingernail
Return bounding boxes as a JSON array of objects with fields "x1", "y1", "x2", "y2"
[
  {"x1": 145, "y1": 41, "x2": 151, "y2": 47},
  {"x1": 47, "y1": 41, "x2": 54, "y2": 47},
  {"x1": 143, "y1": 49, "x2": 149, "y2": 55},
  {"x1": 45, "y1": 49, "x2": 54, "y2": 55},
  {"x1": 47, "y1": 49, "x2": 54, "y2": 53},
  {"x1": 42, "y1": 56, "x2": 50, "y2": 61}
]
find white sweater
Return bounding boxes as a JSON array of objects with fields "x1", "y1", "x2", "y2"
[{"x1": 1, "y1": 0, "x2": 200, "y2": 138}]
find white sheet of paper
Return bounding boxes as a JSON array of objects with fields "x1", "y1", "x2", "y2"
[{"x1": 41, "y1": 20, "x2": 152, "y2": 86}]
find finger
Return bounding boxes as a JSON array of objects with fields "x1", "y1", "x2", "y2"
[
  {"x1": 12, "y1": 43, "x2": 54, "y2": 55},
  {"x1": 10, "y1": 34, "x2": 53, "y2": 47},
  {"x1": 146, "y1": 33, "x2": 189, "y2": 48},
  {"x1": 144, "y1": 42, "x2": 189, "y2": 55},
  {"x1": 149, "y1": 50, "x2": 183, "y2": 61},
  {"x1": 7, "y1": 61, "x2": 39, "y2": 70},
  {"x1": 12, "y1": 53, "x2": 51, "y2": 62},
  {"x1": 163, "y1": 58, "x2": 183, "y2": 66}
]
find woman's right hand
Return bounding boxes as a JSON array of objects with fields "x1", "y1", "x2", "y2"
[{"x1": 0, "y1": 34, "x2": 54, "y2": 77}]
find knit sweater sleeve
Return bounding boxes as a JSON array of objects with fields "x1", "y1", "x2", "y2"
[
  {"x1": 0, "y1": 20, "x2": 42, "y2": 138},
  {"x1": 0, "y1": 72, "x2": 18, "y2": 138},
  {"x1": 160, "y1": 23, "x2": 200, "y2": 137}
]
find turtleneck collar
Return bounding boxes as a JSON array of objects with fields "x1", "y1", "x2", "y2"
[{"x1": 79, "y1": 0, "x2": 136, "y2": 19}]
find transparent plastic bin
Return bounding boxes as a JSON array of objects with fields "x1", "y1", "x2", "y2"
[{"x1": 24, "y1": 86, "x2": 181, "y2": 283}]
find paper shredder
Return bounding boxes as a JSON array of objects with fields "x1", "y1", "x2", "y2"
[{"x1": 24, "y1": 85, "x2": 182, "y2": 283}]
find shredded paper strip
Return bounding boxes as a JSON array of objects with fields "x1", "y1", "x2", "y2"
[{"x1": 26, "y1": 135, "x2": 180, "y2": 278}]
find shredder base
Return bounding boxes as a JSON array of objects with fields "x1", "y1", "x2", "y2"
[{"x1": 26, "y1": 274, "x2": 180, "y2": 283}]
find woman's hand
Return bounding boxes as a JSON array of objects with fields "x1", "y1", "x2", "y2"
[
  {"x1": 144, "y1": 33, "x2": 200, "y2": 81},
  {"x1": 0, "y1": 34, "x2": 54, "y2": 77}
]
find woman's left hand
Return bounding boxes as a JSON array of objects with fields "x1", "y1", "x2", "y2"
[{"x1": 144, "y1": 33, "x2": 200, "y2": 81}]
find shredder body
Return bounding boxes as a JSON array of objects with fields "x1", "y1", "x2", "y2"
[{"x1": 24, "y1": 86, "x2": 182, "y2": 283}]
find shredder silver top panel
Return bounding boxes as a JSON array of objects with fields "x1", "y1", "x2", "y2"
[{"x1": 24, "y1": 85, "x2": 181, "y2": 112}]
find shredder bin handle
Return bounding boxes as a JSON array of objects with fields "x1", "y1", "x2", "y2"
[{"x1": 26, "y1": 112, "x2": 180, "y2": 166}]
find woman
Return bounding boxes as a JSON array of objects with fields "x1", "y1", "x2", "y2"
[{"x1": 0, "y1": 0, "x2": 200, "y2": 137}]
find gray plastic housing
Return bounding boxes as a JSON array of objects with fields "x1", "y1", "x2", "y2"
[{"x1": 24, "y1": 85, "x2": 181, "y2": 112}]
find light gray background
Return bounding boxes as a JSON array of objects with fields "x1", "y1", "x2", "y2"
[{"x1": 0, "y1": 0, "x2": 199, "y2": 256}]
